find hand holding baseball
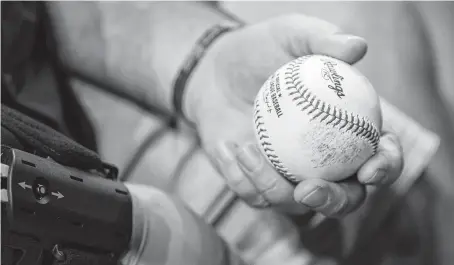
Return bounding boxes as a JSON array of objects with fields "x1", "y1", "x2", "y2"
[{"x1": 184, "y1": 14, "x2": 404, "y2": 217}]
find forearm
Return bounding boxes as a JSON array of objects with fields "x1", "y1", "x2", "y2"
[
  {"x1": 47, "y1": 2, "x2": 235, "y2": 114},
  {"x1": 122, "y1": 183, "x2": 245, "y2": 265}
]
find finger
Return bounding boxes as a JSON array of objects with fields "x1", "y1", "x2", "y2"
[
  {"x1": 236, "y1": 142, "x2": 308, "y2": 212},
  {"x1": 278, "y1": 14, "x2": 368, "y2": 64},
  {"x1": 306, "y1": 33, "x2": 368, "y2": 65},
  {"x1": 210, "y1": 141, "x2": 270, "y2": 207},
  {"x1": 357, "y1": 132, "x2": 404, "y2": 185},
  {"x1": 294, "y1": 178, "x2": 366, "y2": 218}
]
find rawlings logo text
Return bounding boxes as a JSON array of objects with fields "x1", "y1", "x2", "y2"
[{"x1": 321, "y1": 59, "x2": 345, "y2": 99}]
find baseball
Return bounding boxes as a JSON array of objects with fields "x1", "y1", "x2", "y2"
[{"x1": 253, "y1": 55, "x2": 382, "y2": 182}]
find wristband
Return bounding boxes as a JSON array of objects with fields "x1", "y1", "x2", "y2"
[{"x1": 172, "y1": 22, "x2": 243, "y2": 123}]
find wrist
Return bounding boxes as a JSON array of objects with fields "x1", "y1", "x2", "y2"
[
  {"x1": 182, "y1": 47, "x2": 215, "y2": 126},
  {"x1": 175, "y1": 23, "x2": 244, "y2": 125},
  {"x1": 151, "y1": 3, "x2": 235, "y2": 111}
]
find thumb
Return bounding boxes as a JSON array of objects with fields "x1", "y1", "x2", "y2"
[{"x1": 272, "y1": 14, "x2": 368, "y2": 64}]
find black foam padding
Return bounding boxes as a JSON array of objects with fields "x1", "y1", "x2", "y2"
[{"x1": 1, "y1": 105, "x2": 101, "y2": 170}]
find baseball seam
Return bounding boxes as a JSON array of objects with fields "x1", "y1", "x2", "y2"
[
  {"x1": 254, "y1": 99, "x2": 298, "y2": 182},
  {"x1": 285, "y1": 56, "x2": 380, "y2": 153},
  {"x1": 254, "y1": 56, "x2": 381, "y2": 183}
]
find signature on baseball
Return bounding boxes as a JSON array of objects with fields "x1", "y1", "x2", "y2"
[
  {"x1": 304, "y1": 124, "x2": 364, "y2": 168},
  {"x1": 321, "y1": 58, "x2": 346, "y2": 99}
]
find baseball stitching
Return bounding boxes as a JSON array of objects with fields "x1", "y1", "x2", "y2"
[
  {"x1": 254, "y1": 56, "x2": 380, "y2": 183},
  {"x1": 254, "y1": 99, "x2": 298, "y2": 182},
  {"x1": 285, "y1": 56, "x2": 380, "y2": 153}
]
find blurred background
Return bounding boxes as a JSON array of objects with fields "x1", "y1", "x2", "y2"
[
  {"x1": 3, "y1": 1, "x2": 454, "y2": 265},
  {"x1": 72, "y1": 2, "x2": 454, "y2": 264}
]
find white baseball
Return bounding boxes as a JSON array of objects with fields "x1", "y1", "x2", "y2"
[{"x1": 253, "y1": 55, "x2": 382, "y2": 182}]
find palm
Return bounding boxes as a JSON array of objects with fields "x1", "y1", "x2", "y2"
[
  {"x1": 212, "y1": 24, "x2": 297, "y2": 107},
  {"x1": 197, "y1": 64, "x2": 286, "y2": 154},
  {"x1": 193, "y1": 22, "x2": 305, "y2": 148},
  {"x1": 186, "y1": 20, "x2": 314, "y2": 211}
]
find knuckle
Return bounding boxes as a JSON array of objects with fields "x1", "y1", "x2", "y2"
[
  {"x1": 243, "y1": 163, "x2": 266, "y2": 183},
  {"x1": 232, "y1": 188, "x2": 258, "y2": 205},
  {"x1": 326, "y1": 195, "x2": 350, "y2": 217},
  {"x1": 226, "y1": 175, "x2": 249, "y2": 190},
  {"x1": 250, "y1": 197, "x2": 272, "y2": 209},
  {"x1": 257, "y1": 178, "x2": 279, "y2": 196},
  {"x1": 378, "y1": 143, "x2": 404, "y2": 175},
  {"x1": 221, "y1": 167, "x2": 250, "y2": 190},
  {"x1": 261, "y1": 182, "x2": 294, "y2": 205},
  {"x1": 381, "y1": 134, "x2": 403, "y2": 155},
  {"x1": 384, "y1": 133, "x2": 401, "y2": 146},
  {"x1": 377, "y1": 148, "x2": 397, "y2": 167}
]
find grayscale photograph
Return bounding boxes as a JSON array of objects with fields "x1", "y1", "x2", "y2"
[{"x1": 1, "y1": 1, "x2": 453, "y2": 265}]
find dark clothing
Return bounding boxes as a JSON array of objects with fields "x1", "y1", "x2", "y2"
[
  {"x1": 1, "y1": 6, "x2": 116, "y2": 265},
  {"x1": 1, "y1": 1, "x2": 98, "y2": 151}
]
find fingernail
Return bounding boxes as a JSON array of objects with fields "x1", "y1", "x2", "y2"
[
  {"x1": 332, "y1": 33, "x2": 365, "y2": 42},
  {"x1": 325, "y1": 33, "x2": 367, "y2": 53},
  {"x1": 214, "y1": 142, "x2": 244, "y2": 181},
  {"x1": 214, "y1": 142, "x2": 237, "y2": 164},
  {"x1": 366, "y1": 169, "x2": 387, "y2": 184},
  {"x1": 299, "y1": 186, "x2": 328, "y2": 208},
  {"x1": 237, "y1": 143, "x2": 263, "y2": 174}
]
